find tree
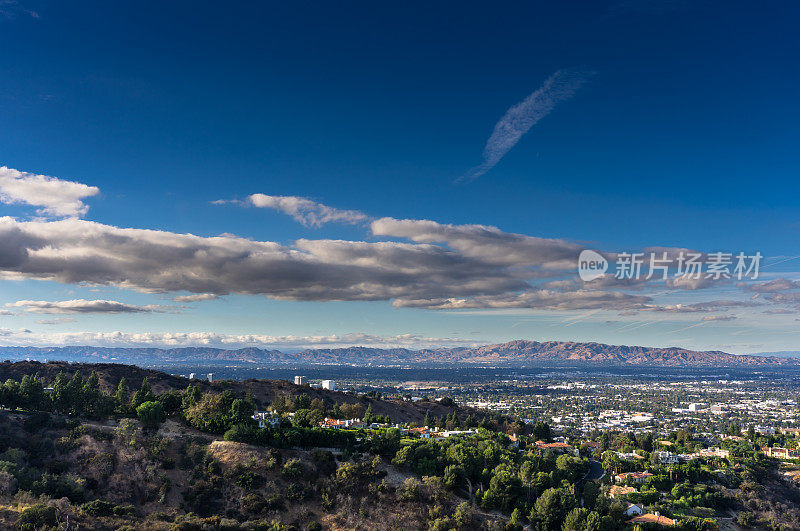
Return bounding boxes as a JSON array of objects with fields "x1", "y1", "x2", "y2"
[
  {"x1": 136, "y1": 400, "x2": 165, "y2": 429},
  {"x1": 483, "y1": 463, "x2": 524, "y2": 512},
  {"x1": 51, "y1": 372, "x2": 71, "y2": 413},
  {"x1": 229, "y1": 398, "x2": 255, "y2": 425},
  {"x1": 131, "y1": 377, "x2": 154, "y2": 409},
  {"x1": 583, "y1": 481, "x2": 600, "y2": 510},
  {"x1": 181, "y1": 384, "x2": 201, "y2": 409},
  {"x1": 156, "y1": 390, "x2": 183, "y2": 416},
  {"x1": 533, "y1": 421, "x2": 551, "y2": 442},
  {"x1": 114, "y1": 378, "x2": 130, "y2": 414},
  {"x1": 19, "y1": 374, "x2": 44, "y2": 411},
  {"x1": 82, "y1": 371, "x2": 100, "y2": 415},
  {"x1": 531, "y1": 487, "x2": 576, "y2": 531},
  {"x1": 363, "y1": 404, "x2": 376, "y2": 424},
  {"x1": 562, "y1": 508, "x2": 590, "y2": 531}
]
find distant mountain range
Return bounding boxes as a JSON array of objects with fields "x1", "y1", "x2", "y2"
[
  {"x1": 752, "y1": 351, "x2": 800, "y2": 359},
  {"x1": 1, "y1": 340, "x2": 800, "y2": 368}
]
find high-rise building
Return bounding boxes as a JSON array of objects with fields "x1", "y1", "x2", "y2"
[
  {"x1": 189, "y1": 373, "x2": 195, "y2": 379},
  {"x1": 321, "y1": 380, "x2": 335, "y2": 391},
  {"x1": 207, "y1": 373, "x2": 213, "y2": 383},
  {"x1": 294, "y1": 375, "x2": 306, "y2": 385}
]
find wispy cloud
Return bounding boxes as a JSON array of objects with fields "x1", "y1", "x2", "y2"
[
  {"x1": 0, "y1": 166, "x2": 99, "y2": 217},
  {"x1": 0, "y1": 1, "x2": 39, "y2": 20},
  {"x1": 217, "y1": 193, "x2": 370, "y2": 228},
  {"x1": 173, "y1": 293, "x2": 219, "y2": 303},
  {"x1": 459, "y1": 69, "x2": 592, "y2": 182},
  {"x1": 7, "y1": 299, "x2": 168, "y2": 314},
  {"x1": 701, "y1": 315, "x2": 737, "y2": 322},
  {"x1": 35, "y1": 317, "x2": 76, "y2": 325}
]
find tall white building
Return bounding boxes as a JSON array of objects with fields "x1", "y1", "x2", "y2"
[
  {"x1": 207, "y1": 373, "x2": 213, "y2": 383},
  {"x1": 321, "y1": 380, "x2": 335, "y2": 391},
  {"x1": 189, "y1": 373, "x2": 195, "y2": 380},
  {"x1": 294, "y1": 375, "x2": 306, "y2": 385}
]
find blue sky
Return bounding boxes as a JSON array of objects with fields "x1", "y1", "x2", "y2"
[{"x1": 0, "y1": 0, "x2": 798, "y2": 353}]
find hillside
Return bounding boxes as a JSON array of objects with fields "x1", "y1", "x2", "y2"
[
  {"x1": 1, "y1": 340, "x2": 799, "y2": 367},
  {"x1": 0, "y1": 360, "x2": 480, "y2": 424}
]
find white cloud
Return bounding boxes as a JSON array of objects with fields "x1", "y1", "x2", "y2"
[
  {"x1": 742, "y1": 278, "x2": 800, "y2": 293},
  {"x1": 0, "y1": 166, "x2": 99, "y2": 217},
  {"x1": 393, "y1": 289, "x2": 649, "y2": 311},
  {"x1": 460, "y1": 69, "x2": 591, "y2": 181},
  {"x1": 35, "y1": 317, "x2": 76, "y2": 325},
  {"x1": 371, "y1": 217, "x2": 585, "y2": 270},
  {"x1": 7, "y1": 299, "x2": 168, "y2": 314},
  {"x1": 0, "y1": 329, "x2": 480, "y2": 350},
  {"x1": 243, "y1": 194, "x2": 370, "y2": 227},
  {"x1": 701, "y1": 315, "x2": 737, "y2": 322},
  {"x1": 173, "y1": 293, "x2": 219, "y2": 302},
  {"x1": 0, "y1": 217, "x2": 527, "y2": 303}
]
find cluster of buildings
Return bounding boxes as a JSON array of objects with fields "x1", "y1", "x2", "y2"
[
  {"x1": 186, "y1": 372, "x2": 214, "y2": 382},
  {"x1": 291, "y1": 375, "x2": 335, "y2": 391},
  {"x1": 648, "y1": 447, "x2": 731, "y2": 464}
]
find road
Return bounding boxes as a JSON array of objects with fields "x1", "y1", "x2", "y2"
[{"x1": 576, "y1": 459, "x2": 605, "y2": 506}]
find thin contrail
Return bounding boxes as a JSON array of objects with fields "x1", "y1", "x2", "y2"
[{"x1": 458, "y1": 68, "x2": 592, "y2": 183}]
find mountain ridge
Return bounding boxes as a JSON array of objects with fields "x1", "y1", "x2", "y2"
[{"x1": 1, "y1": 340, "x2": 799, "y2": 367}]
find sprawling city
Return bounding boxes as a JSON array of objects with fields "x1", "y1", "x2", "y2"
[{"x1": 1, "y1": 1, "x2": 799, "y2": 530}]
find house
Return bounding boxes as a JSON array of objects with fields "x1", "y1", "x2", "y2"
[
  {"x1": 617, "y1": 452, "x2": 645, "y2": 461},
  {"x1": 608, "y1": 485, "x2": 636, "y2": 499},
  {"x1": 441, "y1": 430, "x2": 477, "y2": 438},
  {"x1": 654, "y1": 451, "x2": 679, "y2": 465},
  {"x1": 782, "y1": 427, "x2": 800, "y2": 437},
  {"x1": 627, "y1": 513, "x2": 676, "y2": 526},
  {"x1": 252, "y1": 412, "x2": 281, "y2": 428},
  {"x1": 698, "y1": 447, "x2": 730, "y2": 459},
  {"x1": 535, "y1": 441, "x2": 579, "y2": 457},
  {"x1": 625, "y1": 503, "x2": 645, "y2": 517},
  {"x1": 409, "y1": 427, "x2": 442, "y2": 439},
  {"x1": 755, "y1": 426, "x2": 776, "y2": 435},
  {"x1": 764, "y1": 447, "x2": 793, "y2": 459},
  {"x1": 319, "y1": 418, "x2": 364, "y2": 429},
  {"x1": 615, "y1": 471, "x2": 654, "y2": 484}
]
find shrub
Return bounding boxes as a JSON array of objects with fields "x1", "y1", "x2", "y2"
[
  {"x1": 281, "y1": 458, "x2": 304, "y2": 480},
  {"x1": 114, "y1": 504, "x2": 137, "y2": 516},
  {"x1": 235, "y1": 470, "x2": 262, "y2": 490},
  {"x1": 81, "y1": 499, "x2": 115, "y2": 516},
  {"x1": 401, "y1": 477, "x2": 420, "y2": 501},
  {"x1": 15, "y1": 504, "x2": 57, "y2": 530},
  {"x1": 136, "y1": 401, "x2": 166, "y2": 429}
]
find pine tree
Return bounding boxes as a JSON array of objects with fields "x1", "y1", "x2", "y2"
[
  {"x1": 363, "y1": 404, "x2": 376, "y2": 424},
  {"x1": 115, "y1": 378, "x2": 130, "y2": 414},
  {"x1": 132, "y1": 377, "x2": 154, "y2": 409}
]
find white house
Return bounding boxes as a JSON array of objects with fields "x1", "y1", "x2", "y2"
[
  {"x1": 625, "y1": 503, "x2": 645, "y2": 517},
  {"x1": 252, "y1": 412, "x2": 281, "y2": 428},
  {"x1": 654, "y1": 451, "x2": 679, "y2": 465}
]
